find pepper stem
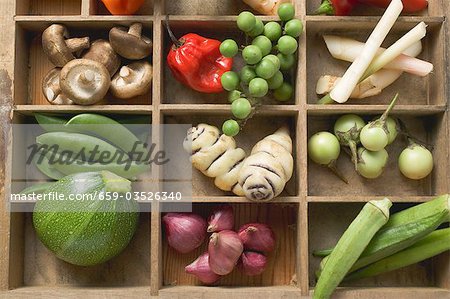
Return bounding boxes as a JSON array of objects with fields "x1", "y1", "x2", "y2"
[
  {"x1": 315, "y1": 0, "x2": 335, "y2": 15},
  {"x1": 165, "y1": 15, "x2": 183, "y2": 48}
]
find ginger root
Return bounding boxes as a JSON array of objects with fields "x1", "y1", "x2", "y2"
[
  {"x1": 183, "y1": 124, "x2": 246, "y2": 196},
  {"x1": 238, "y1": 126, "x2": 293, "y2": 201}
]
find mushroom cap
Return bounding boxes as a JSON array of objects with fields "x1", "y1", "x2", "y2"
[
  {"x1": 42, "y1": 68, "x2": 74, "y2": 105},
  {"x1": 82, "y1": 39, "x2": 121, "y2": 77},
  {"x1": 42, "y1": 24, "x2": 75, "y2": 67},
  {"x1": 59, "y1": 59, "x2": 111, "y2": 105},
  {"x1": 109, "y1": 26, "x2": 152, "y2": 60},
  {"x1": 110, "y1": 61, "x2": 153, "y2": 99}
]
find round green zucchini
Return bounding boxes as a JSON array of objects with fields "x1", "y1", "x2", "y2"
[{"x1": 33, "y1": 171, "x2": 139, "y2": 266}]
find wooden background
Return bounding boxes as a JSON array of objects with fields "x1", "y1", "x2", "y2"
[{"x1": 0, "y1": 0, "x2": 449, "y2": 298}]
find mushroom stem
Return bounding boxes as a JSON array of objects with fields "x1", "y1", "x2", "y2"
[
  {"x1": 79, "y1": 70, "x2": 95, "y2": 85},
  {"x1": 165, "y1": 15, "x2": 183, "y2": 48},
  {"x1": 128, "y1": 23, "x2": 143, "y2": 38},
  {"x1": 119, "y1": 66, "x2": 137, "y2": 83},
  {"x1": 45, "y1": 87, "x2": 60, "y2": 101},
  {"x1": 65, "y1": 37, "x2": 90, "y2": 52}
]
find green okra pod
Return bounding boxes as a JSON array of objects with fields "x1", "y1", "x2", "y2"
[
  {"x1": 345, "y1": 228, "x2": 450, "y2": 281},
  {"x1": 316, "y1": 210, "x2": 448, "y2": 278},
  {"x1": 382, "y1": 194, "x2": 450, "y2": 229},
  {"x1": 313, "y1": 198, "x2": 392, "y2": 299},
  {"x1": 313, "y1": 194, "x2": 450, "y2": 258}
]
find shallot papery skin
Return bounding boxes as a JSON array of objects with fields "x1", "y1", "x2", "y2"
[
  {"x1": 207, "y1": 204, "x2": 234, "y2": 232},
  {"x1": 185, "y1": 252, "x2": 221, "y2": 284},
  {"x1": 240, "y1": 251, "x2": 267, "y2": 276},
  {"x1": 238, "y1": 223, "x2": 276, "y2": 253},
  {"x1": 163, "y1": 213, "x2": 207, "y2": 254},
  {"x1": 208, "y1": 230, "x2": 243, "y2": 275}
]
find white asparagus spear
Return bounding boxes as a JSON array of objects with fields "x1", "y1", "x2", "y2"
[
  {"x1": 328, "y1": 0, "x2": 403, "y2": 104},
  {"x1": 317, "y1": 42, "x2": 422, "y2": 99},
  {"x1": 323, "y1": 36, "x2": 433, "y2": 76}
]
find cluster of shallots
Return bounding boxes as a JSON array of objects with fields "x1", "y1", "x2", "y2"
[{"x1": 162, "y1": 204, "x2": 276, "y2": 284}]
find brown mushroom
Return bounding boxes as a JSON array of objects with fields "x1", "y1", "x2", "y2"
[
  {"x1": 109, "y1": 23, "x2": 152, "y2": 60},
  {"x1": 110, "y1": 61, "x2": 152, "y2": 99},
  {"x1": 59, "y1": 59, "x2": 110, "y2": 105},
  {"x1": 42, "y1": 68, "x2": 74, "y2": 105},
  {"x1": 82, "y1": 39, "x2": 121, "y2": 77},
  {"x1": 42, "y1": 24, "x2": 90, "y2": 67}
]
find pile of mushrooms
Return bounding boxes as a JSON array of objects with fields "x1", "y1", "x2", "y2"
[{"x1": 42, "y1": 23, "x2": 153, "y2": 105}]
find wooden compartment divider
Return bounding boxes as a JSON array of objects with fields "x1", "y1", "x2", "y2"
[{"x1": 0, "y1": 0, "x2": 449, "y2": 298}]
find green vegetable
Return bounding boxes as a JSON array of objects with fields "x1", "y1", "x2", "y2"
[
  {"x1": 263, "y1": 54, "x2": 281, "y2": 70},
  {"x1": 345, "y1": 228, "x2": 450, "y2": 281},
  {"x1": 398, "y1": 142, "x2": 434, "y2": 180},
  {"x1": 221, "y1": 71, "x2": 240, "y2": 91},
  {"x1": 220, "y1": 39, "x2": 239, "y2": 58},
  {"x1": 317, "y1": 210, "x2": 447, "y2": 277},
  {"x1": 308, "y1": 131, "x2": 347, "y2": 183},
  {"x1": 248, "y1": 18, "x2": 264, "y2": 37},
  {"x1": 252, "y1": 35, "x2": 272, "y2": 57},
  {"x1": 277, "y1": 53, "x2": 295, "y2": 70},
  {"x1": 360, "y1": 94, "x2": 398, "y2": 152},
  {"x1": 35, "y1": 113, "x2": 67, "y2": 132},
  {"x1": 313, "y1": 198, "x2": 392, "y2": 299},
  {"x1": 314, "y1": 194, "x2": 450, "y2": 257},
  {"x1": 249, "y1": 78, "x2": 269, "y2": 97},
  {"x1": 243, "y1": 45, "x2": 263, "y2": 65},
  {"x1": 33, "y1": 149, "x2": 65, "y2": 180},
  {"x1": 356, "y1": 148, "x2": 389, "y2": 179},
  {"x1": 334, "y1": 114, "x2": 366, "y2": 170},
  {"x1": 277, "y1": 3, "x2": 295, "y2": 21},
  {"x1": 237, "y1": 11, "x2": 256, "y2": 32},
  {"x1": 36, "y1": 113, "x2": 147, "y2": 155},
  {"x1": 240, "y1": 66, "x2": 256, "y2": 85},
  {"x1": 228, "y1": 90, "x2": 242, "y2": 103},
  {"x1": 255, "y1": 59, "x2": 277, "y2": 79},
  {"x1": 64, "y1": 114, "x2": 146, "y2": 156},
  {"x1": 20, "y1": 182, "x2": 55, "y2": 195},
  {"x1": 231, "y1": 98, "x2": 252, "y2": 119},
  {"x1": 267, "y1": 71, "x2": 284, "y2": 90},
  {"x1": 274, "y1": 82, "x2": 293, "y2": 101},
  {"x1": 384, "y1": 194, "x2": 450, "y2": 229},
  {"x1": 222, "y1": 119, "x2": 240, "y2": 137},
  {"x1": 284, "y1": 19, "x2": 303, "y2": 38},
  {"x1": 33, "y1": 171, "x2": 139, "y2": 266},
  {"x1": 36, "y1": 132, "x2": 125, "y2": 163},
  {"x1": 277, "y1": 36, "x2": 298, "y2": 55},
  {"x1": 264, "y1": 22, "x2": 282, "y2": 41}
]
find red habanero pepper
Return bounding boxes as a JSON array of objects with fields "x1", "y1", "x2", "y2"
[
  {"x1": 315, "y1": 0, "x2": 359, "y2": 16},
  {"x1": 166, "y1": 19, "x2": 233, "y2": 93},
  {"x1": 101, "y1": 0, "x2": 145, "y2": 15},
  {"x1": 359, "y1": 0, "x2": 428, "y2": 13}
]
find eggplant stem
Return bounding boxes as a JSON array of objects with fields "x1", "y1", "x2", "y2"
[
  {"x1": 380, "y1": 93, "x2": 399, "y2": 121},
  {"x1": 165, "y1": 15, "x2": 183, "y2": 48},
  {"x1": 328, "y1": 161, "x2": 349, "y2": 184},
  {"x1": 348, "y1": 141, "x2": 358, "y2": 171}
]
